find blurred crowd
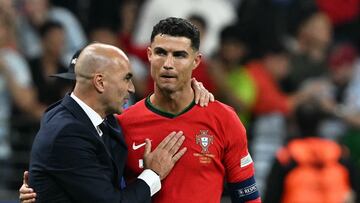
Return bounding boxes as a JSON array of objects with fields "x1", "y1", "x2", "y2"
[{"x1": 0, "y1": 0, "x2": 360, "y2": 202}]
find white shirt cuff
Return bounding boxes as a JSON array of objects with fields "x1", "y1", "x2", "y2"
[{"x1": 137, "y1": 169, "x2": 161, "y2": 196}]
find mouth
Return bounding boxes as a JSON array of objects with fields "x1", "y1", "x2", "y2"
[{"x1": 160, "y1": 73, "x2": 177, "y2": 80}]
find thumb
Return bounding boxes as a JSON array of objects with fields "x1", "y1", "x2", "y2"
[
  {"x1": 143, "y1": 139, "x2": 152, "y2": 155},
  {"x1": 23, "y1": 171, "x2": 29, "y2": 185}
]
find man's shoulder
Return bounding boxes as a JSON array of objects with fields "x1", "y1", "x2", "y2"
[
  {"x1": 206, "y1": 100, "x2": 236, "y2": 115},
  {"x1": 41, "y1": 102, "x2": 89, "y2": 136}
]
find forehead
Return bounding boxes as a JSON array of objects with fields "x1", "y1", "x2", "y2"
[
  {"x1": 112, "y1": 54, "x2": 132, "y2": 75},
  {"x1": 151, "y1": 34, "x2": 193, "y2": 51}
]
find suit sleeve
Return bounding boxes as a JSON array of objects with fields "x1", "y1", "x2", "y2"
[{"x1": 47, "y1": 123, "x2": 151, "y2": 203}]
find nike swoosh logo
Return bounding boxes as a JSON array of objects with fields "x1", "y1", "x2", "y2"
[{"x1": 132, "y1": 140, "x2": 151, "y2": 150}]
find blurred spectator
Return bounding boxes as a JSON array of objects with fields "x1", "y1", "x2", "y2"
[
  {"x1": 132, "y1": 0, "x2": 237, "y2": 56},
  {"x1": 184, "y1": 14, "x2": 215, "y2": 92},
  {"x1": 90, "y1": 25, "x2": 148, "y2": 104},
  {"x1": 0, "y1": 9, "x2": 44, "y2": 160},
  {"x1": 118, "y1": 0, "x2": 148, "y2": 63},
  {"x1": 283, "y1": 11, "x2": 332, "y2": 92},
  {"x1": 299, "y1": 43, "x2": 360, "y2": 140},
  {"x1": 233, "y1": 42, "x2": 321, "y2": 193},
  {"x1": 302, "y1": 43, "x2": 360, "y2": 173},
  {"x1": 50, "y1": 0, "x2": 124, "y2": 34},
  {"x1": 16, "y1": 0, "x2": 87, "y2": 66},
  {"x1": 246, "y1": 43, "x2": 314, "y2": 118},
  {"x1": 28, "y1": 21, "x2": 73, "y2": 106},
  {"x1": 317, "y1": 43, "x2": 360, "y2": 137},
  {"x1": 316, "y1": 0, "x2": 360, "y2": 49},
  {"x1": 208, "y1": 24, "x2": 251, "y2": 124},
  {"x1": 264, "y1": 101, "x2": 359, "y2": 203}
]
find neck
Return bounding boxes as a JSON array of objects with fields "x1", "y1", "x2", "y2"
[
  {"x1": 73, "y1": 88, "x2": 106, "y2": 119},
  {"x1": 151, "y1": 85, "x2": 194, "y2": 115}
]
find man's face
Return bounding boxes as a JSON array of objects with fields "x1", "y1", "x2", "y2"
[
  {"x1": 147, "y1": 34, "x2": 201, "y2": 93},
  {"x1": 103, "y1": 58, "x2": 135, "y2": 115}
]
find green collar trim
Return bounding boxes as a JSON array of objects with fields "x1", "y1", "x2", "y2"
[{"x1": 145, "y1": 95, "x2": 195, "y2": 118}]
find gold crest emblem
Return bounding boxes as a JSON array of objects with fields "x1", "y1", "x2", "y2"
[{"x1": 196, "y1": 130, "x2": 213, "y2": 153}]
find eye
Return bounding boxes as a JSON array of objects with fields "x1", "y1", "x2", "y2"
[
  {"x1": 154, "y1": 48, "x2": 167, "y2": 56},
  {"x1": 173, "y1": 52, "x2": 188, "y2": 59},
  {"x1": 124, "y1": 73, "x2": 133, "y2": 81}
]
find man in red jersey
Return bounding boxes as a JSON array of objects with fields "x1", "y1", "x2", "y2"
[{"x1": 117, "y1": 17, "x2": 260, "y2": 203}]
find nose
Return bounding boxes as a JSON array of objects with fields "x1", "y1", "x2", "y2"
[{"x1": 163, "y1": 55, "x2": 174, "y2": 70}]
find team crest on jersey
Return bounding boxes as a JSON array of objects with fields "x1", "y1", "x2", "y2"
[
  {"x1": 194, "y1": 130, "x2": 215, "y2": 164},
  {"x1": 196, "y1": 130, "x2": 213, "y2": 153}
]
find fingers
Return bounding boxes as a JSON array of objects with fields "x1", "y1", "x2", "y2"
[
  {"x1": 198, "y1": 82, "x2": 207, "y2": 107},
  {"x1": 22, "y1": 199, "x2": 36, "y2": 203},
  {"x1": 19, "y1": 185, "x2": 33, "y2": 193},
  {"x1": 209, "y1": 93, "x2": 215, "y2": 102},
  {"x1": 192, "y1": 78, "x2": 201, "y2": 104},
  {"x1": 163, "y1": 131, "x2": 183, "y2": 152},
  {"x1": 143, "y1": 138, "x2": 152, "y2": 156},
  {"x1": 19, "y1": 184, "x2": 36, "y2": 203},
  {"x1": 168, "y1": 135, "x2": 185, "y2": 155},
  {"x1": 20, "y1": 194, "x2": 36, "y2": 202},
  {"x1": 171, "y1": 147, "x2": 187, "y2": 163},
  {"x1": 157, "y1": 131, "x2": 176, "y2": 149}
]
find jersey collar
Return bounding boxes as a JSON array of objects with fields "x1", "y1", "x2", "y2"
[{"x1": 145, "y1": 95, "x2": 195, "y2": 118}]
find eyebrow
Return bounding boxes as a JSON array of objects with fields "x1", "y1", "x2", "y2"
[
  {"x1": 173, "y1": 51, "x2": 188, "y2": 57},
  {"x1": 154, "y1": 47, "x2": 167, "y2": 53},
  {"x1": 154, "y1": 47, "x2": 189, "y2": 56}
]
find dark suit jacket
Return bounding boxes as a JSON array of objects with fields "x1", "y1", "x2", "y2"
[{"x1": 29, "y1": 94, "x2": 151, "y2": 203}]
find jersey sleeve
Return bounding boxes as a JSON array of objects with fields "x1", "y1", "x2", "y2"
[{"x1": 222, "y1": 106, "x2": 255, "y2": 183}]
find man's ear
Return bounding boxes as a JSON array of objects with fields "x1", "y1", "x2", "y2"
[
  {"x1": 193, "y1": 53, "x2": 202, "y2": 70},
  {"x1": 93, "y1": 73, "x2": 105, "y2": 93},
  {"x1": 147, "y1": 47, "x2": 152, "y2": 62}
]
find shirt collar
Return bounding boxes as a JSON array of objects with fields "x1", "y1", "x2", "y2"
[{"x1": 70, "y1": 92, "x2": 103, "y2": 129}]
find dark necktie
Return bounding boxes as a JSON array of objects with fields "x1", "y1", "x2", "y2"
[
  {"x1": 99, "y1": 120, "x2": 127, "y2": 189},
  {"x1": 99, "y1": 121, "x2": 110, "y2": 149}
]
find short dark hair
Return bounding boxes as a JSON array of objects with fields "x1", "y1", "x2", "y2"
[
  {"x1": 295, "y1": 101, "x2": 324, "y2": 137},
  {"x1": 39, "y1": 21, "x2": 63, "y2": 38},
  {"x1": 150, "y1": 17, "x2": 200, "y2": 51}
]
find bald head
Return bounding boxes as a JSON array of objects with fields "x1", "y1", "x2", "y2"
[
  {"x1": 75, "y1": 43, "x2": 130, "y2": 81},
  {"x1": 72, "y1": 43, "x2": 135, "y2": 117}
]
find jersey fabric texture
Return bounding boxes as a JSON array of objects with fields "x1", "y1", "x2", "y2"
[{"x1": 117, "y1": 97, "x2": 256, "y2": 203}]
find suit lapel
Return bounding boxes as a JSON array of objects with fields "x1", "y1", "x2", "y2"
[
  {"x1": 105, "y1": 115, "x2": 127, "y2": 148},
  {"x1": 60, "y1": 94, "x2": 123, "y2": 185},
  {"x1": 61, "y1": 94, "x2": 100, "y2": 137}
]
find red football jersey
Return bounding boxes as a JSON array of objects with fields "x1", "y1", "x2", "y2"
[{"x1": 117, "y1": 97, "x2": 255, "y2": 203}]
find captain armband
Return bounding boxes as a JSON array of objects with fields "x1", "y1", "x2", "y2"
[{"x1": 228, "y1": 176, "x2": 260, "y2": 203}]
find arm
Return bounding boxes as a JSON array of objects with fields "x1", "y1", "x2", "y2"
[
  {"x1": 22, "y1": 130, "x2": 186, "y2": 202},
  {"x1": 222, "y1": 108, "x2": 261, "y2": 203},
  {"x1": 0, "y1": 58, "x2": 45, "y2": 119},
  {"x1": 49, "y1": 128, "x2": 185, "y2": 202}
]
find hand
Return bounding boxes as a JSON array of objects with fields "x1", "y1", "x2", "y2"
[
  {"x1": 143, "y1": 131, "x2": 187, "y2": 180},
  {"x1": 19, "y1": 171, "x2": 36, "y2": 203},
  {"x1": 191, "y1": 78, "x2": 214, "y2": 107}
]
